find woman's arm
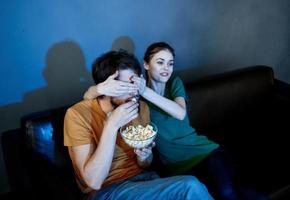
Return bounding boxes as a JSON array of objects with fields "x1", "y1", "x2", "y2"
[
  {"x1": 132, "y1": 76, "x2": 186, "y2": 120},
  {"x1": 142, "y1": 87, "x2": 186, "y2": 120}
]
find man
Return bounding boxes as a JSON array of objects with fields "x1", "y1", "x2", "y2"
[{"x1": 64, "y1": 50, "x2": 213, "y2": 200}]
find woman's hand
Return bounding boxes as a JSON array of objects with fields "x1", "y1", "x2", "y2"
[
  {"x1": 131, "y1": 75, "x2": 146, "y2": 95},
  {"x1": 107, "y1": 101, "x2": 139, "y2": 130},
  {"x1": 84, "y1": 71, "x2": 138, "y2": 99},
  {"x1": 100, "y1": 71, "x2": 138, "y2": 96}
]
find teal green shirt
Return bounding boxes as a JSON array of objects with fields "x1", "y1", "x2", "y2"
[{"x1": 147, "y1": 76, "x2": 219, "y2": 174}]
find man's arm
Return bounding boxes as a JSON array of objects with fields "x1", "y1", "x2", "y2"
[
  {"x1": 68, "y1": 124, "x2": 118, "y2": 190},
  {"x1": 67, "y1": 101, "x2": 139, "y2": 190}
]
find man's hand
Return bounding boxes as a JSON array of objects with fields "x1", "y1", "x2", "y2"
[
  {"x1": 107, "y1": 101, "x2": 139, "y2": 130},
  {"x1": 134, "y1": 142, "x2": 155, "y2": 168}
]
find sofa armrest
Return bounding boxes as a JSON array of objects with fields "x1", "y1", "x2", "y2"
[
  {"x1": 20, "y1": 105, "x2": 71, "y2": 168},
  {"x1": 3, "y1": 105, "x2": 83, "y2": 199}
]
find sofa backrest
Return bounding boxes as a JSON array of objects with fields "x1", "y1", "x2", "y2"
[{"x1": 183, "y1": 66, "x2": 274, "y2": 136}]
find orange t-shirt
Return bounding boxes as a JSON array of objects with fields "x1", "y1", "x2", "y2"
[{"x1": 63, "y1": 99, "x2": 150, "y2": 193}]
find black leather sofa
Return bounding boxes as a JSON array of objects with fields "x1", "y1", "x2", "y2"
[{"x1": 2, "y1": 65, "x2": 290, "y2": 200}]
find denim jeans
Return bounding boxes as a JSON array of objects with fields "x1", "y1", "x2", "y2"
[{"x1": 88, "y1": 171, "x2": 214, "y2": 200}]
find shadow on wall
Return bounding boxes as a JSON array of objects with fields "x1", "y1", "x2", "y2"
[
  {"x1": 0, "y1": 40, "x2": 93, "y2": 134},
  {"x1": 111, "y1": 35, "x2": 135, "y2": 54},
  {"x1": 0, "y1": 35, "x2": 137, "y2": 135},
  {"x1": 0, "y1": 40, "x2": 94, "y2": 193}
]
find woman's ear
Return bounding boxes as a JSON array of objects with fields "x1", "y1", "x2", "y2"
[{"x1": 143, "y1": 62, "x2": 149, "y2": 70}]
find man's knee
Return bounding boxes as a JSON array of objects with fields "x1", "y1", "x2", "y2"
[
  {"x1": 178, "y1": 176, "x2": 213, "y2": 199},
  {"x1": 178, "y1": 176, "x2": 207, "y2": 191}
]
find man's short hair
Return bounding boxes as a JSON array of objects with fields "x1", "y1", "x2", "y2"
[{"x1": 92, "y1": 50, "x2": 141, "y2": 84}]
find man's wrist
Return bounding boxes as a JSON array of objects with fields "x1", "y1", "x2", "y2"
[
  {"x1": 103, "y1": 120, "x2": 119, "y2": 137},
  {"x1": 138, "y1": 152, "x2": 152, "y2": 162},
  {"x1": 137, "y1": 153, "x2": 152, "y2": 168}
]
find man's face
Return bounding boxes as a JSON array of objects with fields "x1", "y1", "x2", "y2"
[{"x1": 111, "y1": 69, "x2": 137, "y2": 105}]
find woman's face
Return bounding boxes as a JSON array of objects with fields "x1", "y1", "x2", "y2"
[
  {"x1": 111, "y1": 69, "x2": 137, "y2": 105},
  {"x1": 145, "y1": 49, "x2": 174, "y2": 83}
]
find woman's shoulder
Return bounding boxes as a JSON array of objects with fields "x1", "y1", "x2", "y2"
[
  {"x1": 168, "y1": 76, "x2": 184, "y2": 87},
  {"x1": 167, "y1": 76, "x2": 185, "y2": 92},
  {"x1": 166, "y1": 76, "x2": 187, "y2": 99}
]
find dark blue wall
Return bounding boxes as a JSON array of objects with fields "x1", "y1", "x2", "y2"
[{"x1": 0, "y1": 0, "x2": 289, "y2": 193}]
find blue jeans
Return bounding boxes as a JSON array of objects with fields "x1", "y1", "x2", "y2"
[{"x1": 88, "y1": 171, "x2": 214, "y2": 200}]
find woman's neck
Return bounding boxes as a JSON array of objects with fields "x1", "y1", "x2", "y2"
[{"x1": 148, "y1": 79, "x2": 166, "y2": 96}]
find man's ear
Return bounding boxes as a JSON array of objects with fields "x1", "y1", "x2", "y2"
[{"x1": 143, "y1": 62, "x2": 149, "y2": 70}]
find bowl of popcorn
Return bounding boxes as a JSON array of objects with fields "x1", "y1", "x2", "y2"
[{"x1": 120, "y1": 123, "x2": 157, "y2": 149}]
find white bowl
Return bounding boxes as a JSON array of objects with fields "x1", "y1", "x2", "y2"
[{"x1": 120, "y1": 123, "x2": 157, "y2": 149}]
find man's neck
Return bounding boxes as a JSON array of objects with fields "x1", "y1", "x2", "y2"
[{"x1": 98, "y1": 96, "x2": 114, "y2": 115}]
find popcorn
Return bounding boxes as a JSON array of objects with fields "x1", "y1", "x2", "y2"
[
  {"x1": 123, "y1": 124, "x2": 156, "y2": 141},
  {"x1": 120, "y1": 124, "x2": 157, "y2": 148},
  {"x1": 130, "y1": 97, "x2": 137, "y2": 102}
]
